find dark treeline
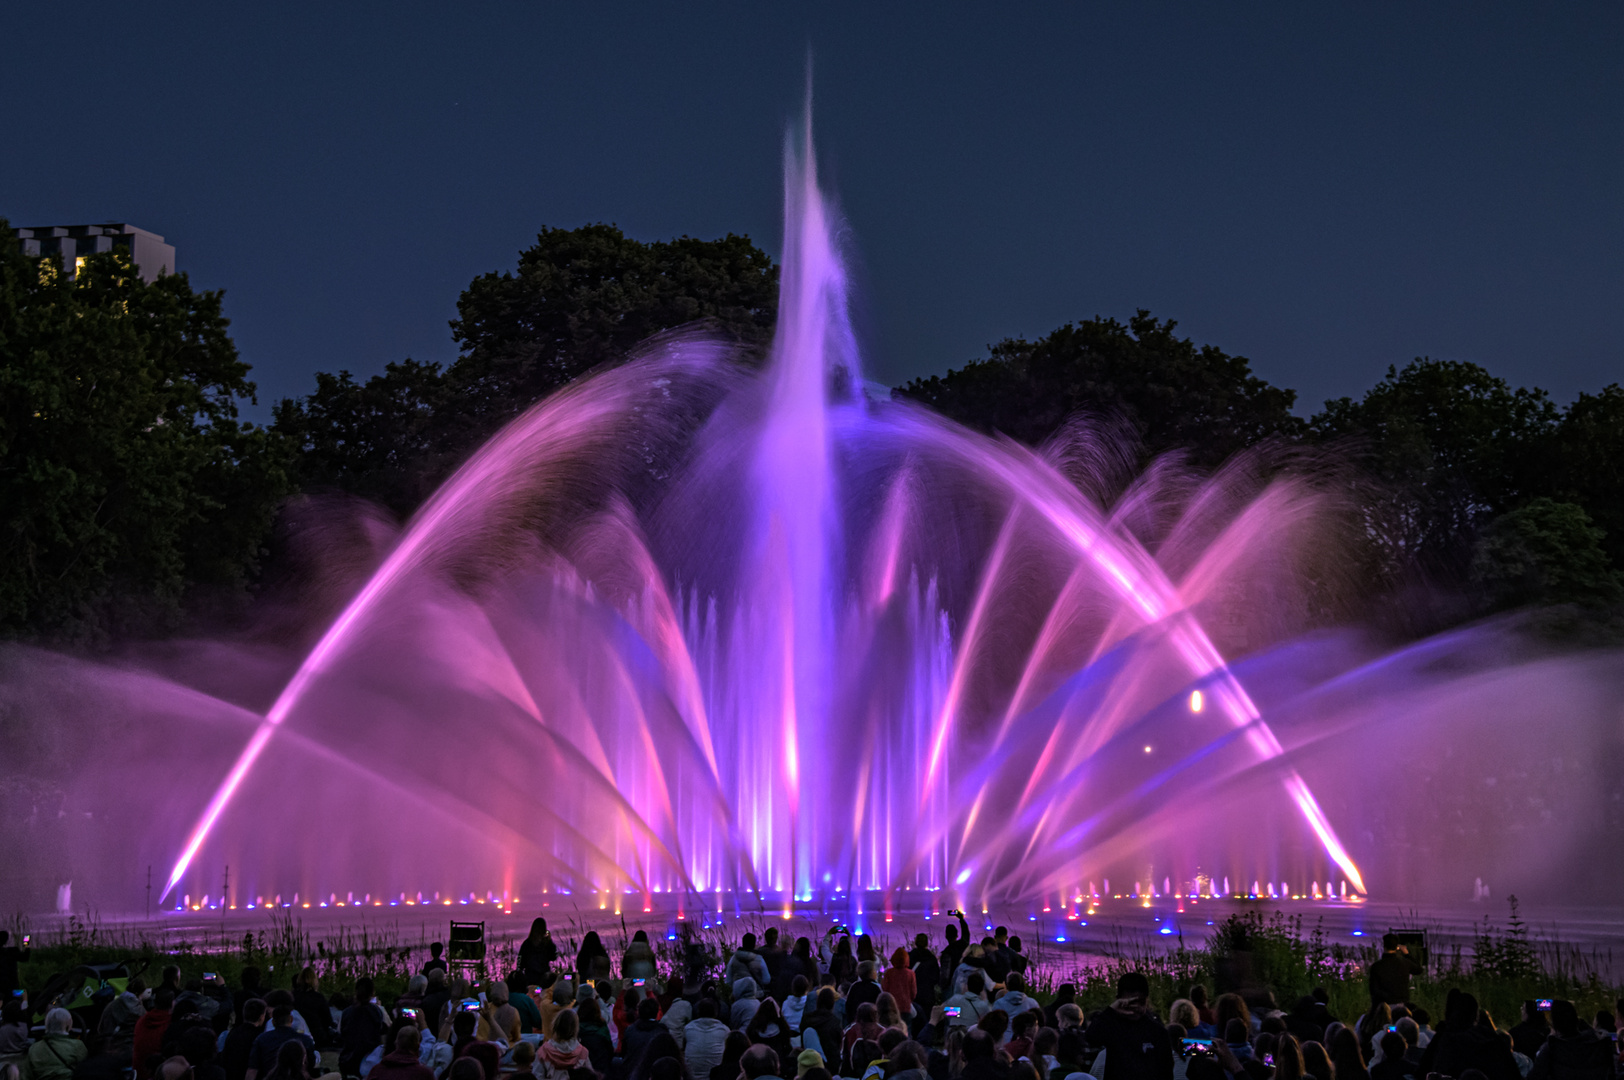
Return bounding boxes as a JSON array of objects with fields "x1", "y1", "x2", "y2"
[{"x1": 3, "y1": 218, "x2": 1621, "y2": 645}]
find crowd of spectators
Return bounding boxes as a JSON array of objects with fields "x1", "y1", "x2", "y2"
[{"x1": 1, "y1": 923, "x2": 1618, "y2": 1080}]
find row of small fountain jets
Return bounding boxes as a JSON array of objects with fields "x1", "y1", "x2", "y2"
[{"x1": 166, "y1": 876, "x2": 1362, "y2": 915}]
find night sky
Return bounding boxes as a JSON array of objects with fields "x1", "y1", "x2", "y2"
[{"x1": 4, "y1": 2, "x2": 1621, "y2": 420}]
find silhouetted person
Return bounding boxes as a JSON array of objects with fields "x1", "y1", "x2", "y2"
[
  {"x1": 367, "y1": 1026, "x2": 434, "y2": 1080},
  {"x1": 624, "y1": 998, "x2": 668, "y2": 1069},
  {"x1": 1417, "y1": 992, "x2": 1518, "y2": 1080},
  {"x1": 846, "y1": 962, "x2": 883, "y2": 1012},
  {"x1": 1508, "y1": 1001, "x2": 1550, "y2": 1058},
  {"x1": 339, "y1": 977, "x2": 388, "y2": 1078},
  {"x1": 222, "y1": 1000, "x2": 268, "y2": 1080},
  {"x1": 0, "y1": 932, "x2": 30, "y2": 998},
  {"x1": 516, "y1": 920, "x2": 556, "y2": 983},
  {"x1": 909, "y1": 935, "x2": 943, "y2": 1020},
  {"x1": 1366, "y1": 936, "x2": 1422, "y2": 1007},
  {"x1": 1527, "y1": 1000, "x2": 1613, "y2": 1080},
  {"x1": 939, "y1": 913, "x2": 971, "y2": 983},
  {"x1": 740, "y1": 1044, "x2": 784, "y2": 1080},
  {"x1": 1084, "y1": 973, "x2": 1174, "y2": 1080},
  {"x1": 245, "y1": 1005, "x2": 314, "y2": 1080}
]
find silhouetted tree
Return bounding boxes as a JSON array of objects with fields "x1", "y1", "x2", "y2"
[
  {"x1": 0, "y1": 220, "x2": 292, "y2": 642},
  {"x1": 1547, "y1": 384, "x2": 1624, "y2": 571},
  {"x1": 1471, "y1": 498, "x2": 1621, "y2": 611},
  {"x1": 894, "y1": 310, "x2": 1303, "y2": 467},
  {"x1": 271, "y1": 359, "x2": 452, "y2": 514},
  {"x1": 1310, "y1": 358, "x2": 1558, "y2": 590},
  {"x1": 275, "y1": 224, "x2": 778, "y2": 515}
]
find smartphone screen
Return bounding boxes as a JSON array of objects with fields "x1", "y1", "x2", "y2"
[
  {"x1": 204, "y1": 973, "x2": 218, "y2": 982},
  {"x1": 632, "y1": 979, "x2": 646, "y2": 987},
  {"x1": 21, "y1": 936, "x2": 29, "y2": 947},
  {"x1": 1536, "y1": 999, "x2": 1553, "y2": 1011},
  {"x1": 943, "y1": 1007, "x2": 961, "y2": 1018},
  {"x1": 460, "y1": 999, "x2": 481, "y2": 1012}
]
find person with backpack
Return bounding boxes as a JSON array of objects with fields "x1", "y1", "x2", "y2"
[{"x1": 22, "y1": 1010, "x2": 85, "y2": 1080}]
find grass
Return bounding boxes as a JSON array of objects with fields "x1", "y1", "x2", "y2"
[{"x1": 11, "y1": 897, "x2": 1619, "y2": 1026}]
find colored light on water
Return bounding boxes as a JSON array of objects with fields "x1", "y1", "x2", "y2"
[
  {"x1": 1352, "y1": 930, "x2": 1364, "y2": 936},
  {"x1": 1055, "y1": 936, "x2": 1067, "y2": 943},
  {"x1": 1159, "y1": 927, "x2": 1174, "y2": 935}
]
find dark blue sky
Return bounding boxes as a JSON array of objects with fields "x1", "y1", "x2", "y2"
[{"x1": 4, "y1": 2, "x2": 1621, "y2": 420}]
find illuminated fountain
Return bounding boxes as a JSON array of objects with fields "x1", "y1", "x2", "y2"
[{"x1": 3, "y1": 115, "x2": 1621, "y2": 922}]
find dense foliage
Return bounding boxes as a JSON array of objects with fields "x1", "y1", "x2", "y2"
[
  {"x1": 273, "y1": 224, "x2": 778, "y2": 515},
  {"x1": 906, "y1": 326, "x2": 1624, "y2": 625},
  {"x1": 0, "y1": 220, "x2": 291, "y2": 642},
  {"x1": 7, "y1": 212, "x2": 1624, "y2": 642},
  {"x1": 896, "y1": 311, "x2": 1304, "y2": 468}
]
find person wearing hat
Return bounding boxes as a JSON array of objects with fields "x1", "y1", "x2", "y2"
[{"x1": 795, "y1": 1049, "x2": 824, "y2": 1078}]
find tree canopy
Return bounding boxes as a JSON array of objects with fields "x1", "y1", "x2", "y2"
[
  {"x1": 10, "y1": 207, "x2": 1624, "y2": 642},
  {"x1": 1310, "y1": 358, "x2": 1559, "y2": 585},
  {"x1": 0, "y1": 220, "x2": 292, "y2": 642},
  {"x1": 1471, "y1": 498, "x2": 1621, "y2": 612},
  {"x1": 1546, "y1": 384, "x2": 1624, "y2": 572},
  {"x1": 894, "y1": 310, "x2": 1304, "y2": 468},
  {"x1": 273, "y1": 224, "x2": 778, "y2": 514}
]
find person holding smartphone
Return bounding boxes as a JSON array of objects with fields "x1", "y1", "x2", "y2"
[
  {"x1": 0, "y1": 931, "x2": 29, "y2": 1000},
  {"x1": 938, "y1": 912, "x2": 971, "y2": 987}
]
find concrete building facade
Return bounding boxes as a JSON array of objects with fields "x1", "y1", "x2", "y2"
[{"x1": 16, "y1": 223, "x2": 176, "y2": 283}]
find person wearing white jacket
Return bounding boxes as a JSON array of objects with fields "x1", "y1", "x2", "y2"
[
  {"x1": 661, "y1": 994, "x2": 693, "y2": 1050},
  {"x1": 990, "y1": 974, "x2": 1038, "y2": 1019},
  {"x1": 685, "y1": 999, "x2": 732, "y2": 1080}
]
